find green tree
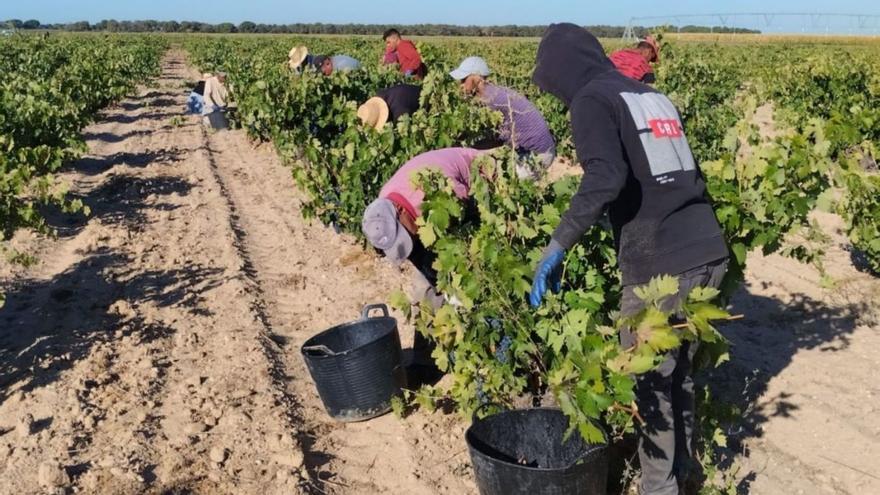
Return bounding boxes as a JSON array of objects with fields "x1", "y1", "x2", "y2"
[
  {"x1": 161, "y1": 21, "x2": 180, "y2": 32},
  {"x1": 215, "y1": 22, "x2": 237, "y2": 33},
  {"x1": 67, "y1": 21, "x2": 91, "y2": 31}
]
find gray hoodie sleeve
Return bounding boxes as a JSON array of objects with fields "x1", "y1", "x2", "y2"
[{"x1": 552, "y1": 95, "x2": 629, "y2": 249}]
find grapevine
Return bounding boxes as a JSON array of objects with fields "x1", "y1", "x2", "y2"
[{"x1": 0, "y1": 34, "x2": 165, "y2": 305}]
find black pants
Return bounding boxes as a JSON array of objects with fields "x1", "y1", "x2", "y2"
[
  {"x1": 619, "y1": 258, "x2": 728, "y2": 495},
  {"x1": 408, "y1": 238, "x2": 442, "y2": 366}
]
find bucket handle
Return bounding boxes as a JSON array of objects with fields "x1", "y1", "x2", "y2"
[
  {"x1": 361, "y1": 304, "x2": 390, "y2": 320},
  {"x1": 302, "y1": 344, "x2": 336, "y2": 357}
]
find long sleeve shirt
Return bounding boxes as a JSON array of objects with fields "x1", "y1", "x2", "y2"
[
  {"x1": 480, "y1": 84, "x2": 556, "y2": 155},
  {"x1": 385, "y1": 40, "x2": 423, "y2": 75},
  {"x1": 331, "y1": 55, "x2": 361, "y2": 72},
  {"x1": 379, "y1": 148, "x2": 483, "y2": 217},
  {"x1": 202, "y1": 76, "x2": 228, "y2": 109}
]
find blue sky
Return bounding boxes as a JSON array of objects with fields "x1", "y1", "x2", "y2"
[{"x1": 2, "y1": 1, "x2": 879, "y2": 33}]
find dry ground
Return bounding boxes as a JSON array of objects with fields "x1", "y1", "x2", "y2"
[{"x1": 1, "y1": 50, "x2": 878, "y2": 494}]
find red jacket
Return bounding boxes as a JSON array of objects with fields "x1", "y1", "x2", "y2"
[{"x1": 387, "y1": 39, "x2": 424, "y2": 75}]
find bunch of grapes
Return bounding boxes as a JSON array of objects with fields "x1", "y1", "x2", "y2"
[
  {"x1": 475, "y1": 377, "x2": 488, "y2": 406},
  {"x1": 494, "y1": 335, "x2": 513, "y2": 364}
]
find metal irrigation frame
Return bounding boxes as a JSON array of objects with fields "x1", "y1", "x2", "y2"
[{"x1": 622, "y1": 12, "x2": 880, "y2": 40}]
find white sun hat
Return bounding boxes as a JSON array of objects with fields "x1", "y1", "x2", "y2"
[{"x1": 449, "y1": 56, "x2": 491, "y2": 80}]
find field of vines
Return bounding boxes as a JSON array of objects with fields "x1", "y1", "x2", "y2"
[
  {"x1": 1, "y1": 29, "x2": 876, "y2": 492},
  {"x1": 0, "y1": 33, "x2": 165, "y2": 301},
  {"x1": 184, "y1": 33, "x2": 880, "y2": 485}
]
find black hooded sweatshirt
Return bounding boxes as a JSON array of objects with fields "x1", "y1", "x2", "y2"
[{"x1": 532, "y1": 24, "x2": 728, "y2": 286}]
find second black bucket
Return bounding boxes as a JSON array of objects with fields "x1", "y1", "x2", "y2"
[
  {"x1": 204, "y1": 110, "x2": 228, "y2": 130},
  {"x1": 301, "y1": 304, "x2": 404, "y2": 422},
  {"x1": 466, "y1": 408, "x2": 608, "y2": 495}
]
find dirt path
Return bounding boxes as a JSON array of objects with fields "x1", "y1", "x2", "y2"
[
  {"x1": 0, "y1": 51, "x2": 306, "y2": 494},
  {"x1": 1, "y1": 49, "x2": 879, "y2": 495}
]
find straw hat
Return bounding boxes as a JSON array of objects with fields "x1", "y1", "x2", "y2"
[
  {"x1": 288, "y1": 46, "x2": 309, "y2": 69},
  {"x1": 357, "y1": 97, "x2": 390, "y2": 131}
]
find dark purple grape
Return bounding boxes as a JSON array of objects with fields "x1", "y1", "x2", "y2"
[
  {"x1": 475, "y1": 377, "x2": 488, "y2": 405},
  {"x1": 494, "y1": 335, "x2": 512, "y2": 364}
]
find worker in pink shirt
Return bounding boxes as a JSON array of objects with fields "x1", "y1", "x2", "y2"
[{"x1": 362, "y1": 147, "x2": 485, "y2": 385}]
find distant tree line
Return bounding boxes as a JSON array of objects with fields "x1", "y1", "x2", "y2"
[
  {"x1": 3, "y1": 19, "x2": 43, "y2": 30},
  {"x1": 2, "y1": 19, "x2": 760, "y2": 36}
]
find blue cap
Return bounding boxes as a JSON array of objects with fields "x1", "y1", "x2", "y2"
[{"x1": 449, "y1": 56, "x2": 490, "y2": 80}]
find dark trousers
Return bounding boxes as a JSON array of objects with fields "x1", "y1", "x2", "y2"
[
  {"x1": 620, "y1": 258, "x2": 728, "y2": 495},
  {"x1": 408, "y1": 238, "x2": 442, "y2": 366}
]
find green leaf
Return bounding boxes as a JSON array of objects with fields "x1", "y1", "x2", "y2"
[
  {"x1": 816, "y1": 188, "x2": 836, "y2": 213},
  {"x1": 626, "y1": 354, "x2": 657, "y2": 374},
  {"x1": 688, "y1": 286, "x2": 720, "y2": 302},
  {"x1": 712, "y1": 427, "x2": 728, "y2": 448},
  {"x1": 644, "y1": 326, "x2": 680, "y2": 352},
  {"x1": 688, "y1": 302, "x2": 730, "y2": 322},
  {"x1": 632, "y1": 275, "x2": 680, "y2": 305},
  {"x1": 577, "y1": 421, "x2": 606, "y2": 444},
  {"x1": 388, "y1": 290, "x2": 412, "y2": 320},
  {"x1": 390, "y1": 396, "x2": 407, "y2": 418},
  {"x1": 731, "y1": 243, "x2": 747, "y2": 265},
  {"x1": 418, "y1": 224, "x2": 437, "y2": 247}
]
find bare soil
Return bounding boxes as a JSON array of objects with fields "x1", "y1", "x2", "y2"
[{"x1": 1, "y1": 51, "x2": 878, "y2": 494}]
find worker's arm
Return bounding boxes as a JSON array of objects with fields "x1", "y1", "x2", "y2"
[
  {"x1": 552, "y1": 95, "x2": 629, "y2": 249},
  {"x1": 383, "y1": 50, "x2": 398, "y2": 65},
  {"x1": 641, "y1": 71, "x2": 656, "y2": 84}
]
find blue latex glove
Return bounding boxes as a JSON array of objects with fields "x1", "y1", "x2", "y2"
[{"x1": 529, "y1": 239, "x2": 565, "y2": 308}]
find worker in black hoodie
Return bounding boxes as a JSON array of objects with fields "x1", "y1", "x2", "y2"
[{"x1": 529, "y1": 24, "x2": 729, "y2": 495}]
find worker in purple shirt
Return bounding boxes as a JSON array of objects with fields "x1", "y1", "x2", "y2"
[
  {"x1": 450, "y1": 56, "x2": 556, "y2": 179},
  {"x1": 362, "y1": 147, "x2": 487, "y2": 385}
]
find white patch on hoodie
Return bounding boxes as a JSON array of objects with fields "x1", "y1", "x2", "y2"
[{"x1": 620, "y1": 92, "x2": 696, "y2": 181}]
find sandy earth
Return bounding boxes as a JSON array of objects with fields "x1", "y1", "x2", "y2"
[
  {"x1": 0, "y1": 50, "x2": 878, "y2": 494},
  {"x1": 716, "y1": 211, "x2": 880, "y2": 495}
]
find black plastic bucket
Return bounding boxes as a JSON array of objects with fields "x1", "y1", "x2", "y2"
[
  {"x1": 204, "y1": 111, "x2": 228, "y2": 130},
  {"x1": 301, "y1": 304, "x2": 404, "y2": 422},
  {"x1": 466, "y1": 408, "x2": 608, "y2": 495}
]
